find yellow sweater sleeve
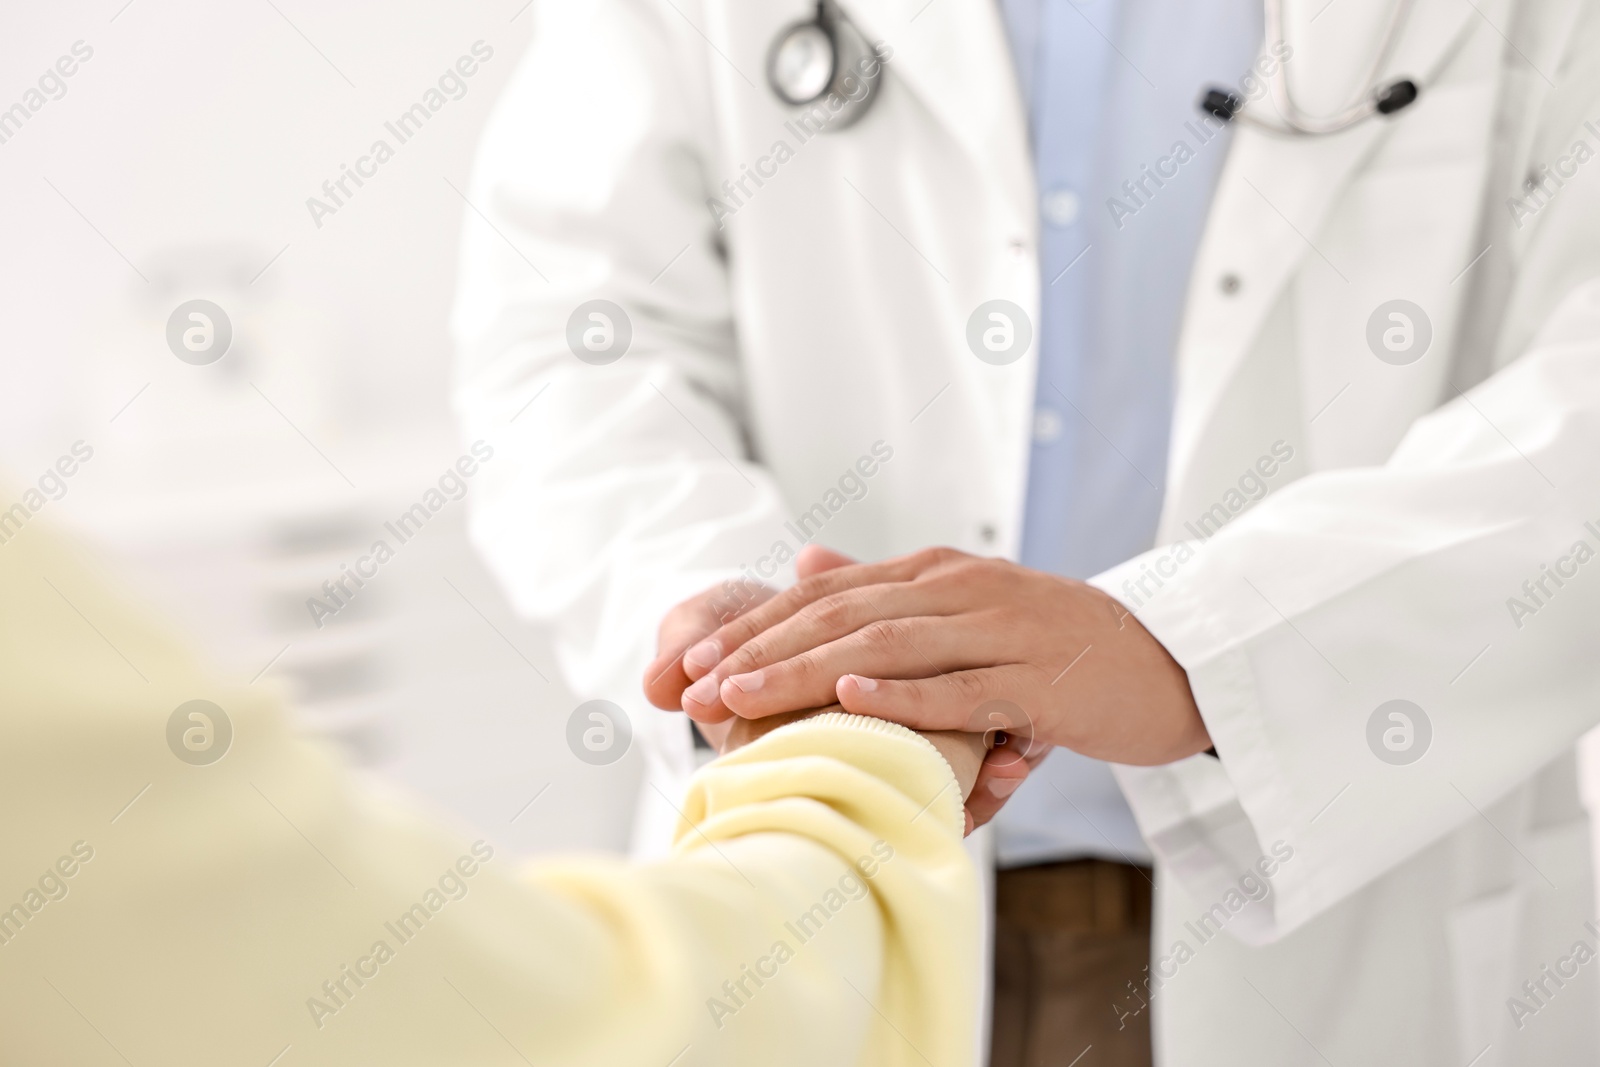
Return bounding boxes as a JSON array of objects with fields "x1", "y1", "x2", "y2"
[{"x1": 0, "y1": 525, "x2": 978, "y2": 1067}]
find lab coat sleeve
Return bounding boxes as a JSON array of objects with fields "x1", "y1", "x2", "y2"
[
  {"x1": 0, "y1": 524, "x2": 977, "y2": 1067},
  {"x1": 1093, "y1": 275, "x2": 1600, "y2": 944},
  {"x1": 451, "y1": 0, "x2": 789, "y2": 698}
]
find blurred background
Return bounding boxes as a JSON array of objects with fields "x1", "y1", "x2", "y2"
[
  {"x1": 4, "y1": 0, "x2": 1599, "y2": 883},
  {"x1": 0, "y1": 1, "x2": 641, "y2": 858}
]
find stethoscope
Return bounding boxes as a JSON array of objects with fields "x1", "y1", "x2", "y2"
[
  {"x1": 766, "y1": 0, "x2": 883, "y2": 129},
  {"x1": 1203, "y1": 0, "x2": 1421, "y2": 135},
  {"x1": 767, "y1": 0, "x2": 1422, "y2": 139}
]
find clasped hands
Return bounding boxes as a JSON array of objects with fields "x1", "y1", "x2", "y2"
[{"x1": 644, "y1": 544, "x2": 1210, "y2": 833}]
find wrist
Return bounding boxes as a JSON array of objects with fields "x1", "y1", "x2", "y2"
[{"x1": 920, "y1": 730, "x2": 986, "y2": 799}]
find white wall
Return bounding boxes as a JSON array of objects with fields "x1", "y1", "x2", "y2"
[{"x1": 0, "y1": 0, "x2": 641, "y2": 857}]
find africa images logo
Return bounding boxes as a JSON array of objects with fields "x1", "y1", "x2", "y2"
[
  {"x1": 566, "y1": 700, "x2": 632, "y2": 765},
  {"x1": 166, "y1": 700, "x2": 232, "y2": 766},
  {"x1": 1366, "y1": 700, "x2": 1430, "y2": 765}
]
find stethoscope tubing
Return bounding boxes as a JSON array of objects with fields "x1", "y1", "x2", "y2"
[
  {"x1": 767, "y1": 0, "x2": 1423, "y2": 139},
  {"x1": 1243, "y1": 0, "x2": 1420, "y2": 135}
]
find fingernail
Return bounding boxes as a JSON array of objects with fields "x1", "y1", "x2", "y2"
[
  {"x1": 988, "y1": 777, "x2": 1022, "y2": 799},
  {"x1": 683, "y1": 674, "x2": 720, "y2": 708},
  {"x1": 964, "y1": 811, "x2": 975, "y2": 835},
  {"x1": 847, "y1": 674, "x2": 878, "y2": 693},
  {"x1": 725, "y1": 670, "x2": 764, "y2": 693},
  {"x1": 683, "y1": 639, "x2": 721, "y2": 671}
]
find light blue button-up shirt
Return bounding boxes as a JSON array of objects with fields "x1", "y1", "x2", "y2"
[{"x1": 994, "y1": 0, "x2": 1261, "y2": 868}]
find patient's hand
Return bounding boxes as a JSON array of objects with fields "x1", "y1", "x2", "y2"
[{"x1": 719, "y1": 706, "x2": 989, "y2": 808}]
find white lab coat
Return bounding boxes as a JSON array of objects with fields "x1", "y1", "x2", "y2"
[{"x1": 454, "y1": 0, "x2": 1600, "y2": 1062}]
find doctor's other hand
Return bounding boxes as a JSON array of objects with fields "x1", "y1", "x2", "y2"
[
  {"x1": 678, "y1": 546, "x2": 1210, "y2": 768},
  {"x1": 964, "y1": 736, "x2": 1051, "y2": 831},
  {"x1": 641, "y1": 545, "x2": 858, "y2": 717}
]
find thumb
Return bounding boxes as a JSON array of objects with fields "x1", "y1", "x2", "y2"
[{"x1": 795, "y1": 543, "x2": 857, "y2": 579}]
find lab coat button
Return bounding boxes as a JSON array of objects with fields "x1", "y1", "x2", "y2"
[
  {"x1": 1008, "y1": 236, "x2": 1029, "y2": 260},
  {"x1": 1041, "y1": 188, "x2": 1080, "y2": 227},
  {"x1": 978, "y1": 523, "x2": 997, "y2": 544},
  {"x1": 1219, "y1": 273, "x2": 1242, "y2": 295}
]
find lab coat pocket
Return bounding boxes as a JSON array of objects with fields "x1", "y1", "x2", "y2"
[{"x1": 1446, "y1": 884, "x2": 1520, "y2": 1067}]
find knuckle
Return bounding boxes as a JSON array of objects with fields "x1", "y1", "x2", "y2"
[
  {"x1": 791, "y1": 572, "x2": 841, "y2": 605},
  {"x1": 704, "y1": 627, "x2": 745, "y2": 662},
  {"x1": 943, "y1": 670, "x2": 986, "y2": 705},
  {"x1": 805, "y1": 594, "x2": 856, "y2": 634},
  {"x1": 722, "y1": 601, "x2": 783, "y2": 646},
  {"x1": 913, "y1": 545, "x2": 960, "y2": 569},
  {"x1": 731, "y1": 632, "x2": 775, "y2": 671},
  {"x1": 914, "y1": 548, "x2": 977, "y2": 585},
  {"x1": 958, "y1": 556, "x2": 1002, "y2": 580},
  {"x1": 722, "y1": 615, "x2": 761, "y2": 647},
  {"x1": 786, "y1": 648, "x2": 826, "y2": 686},
  {"x1": 857, "y1": 619, "x2": 906, "y2": 655}
]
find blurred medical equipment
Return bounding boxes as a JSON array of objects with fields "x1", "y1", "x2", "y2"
[
  {"x1": 55, "y1": 245, "x2": 616, "y2": 859},
  {"x1": 71, "y1": 245, "x2": 402, "y2": 760}
]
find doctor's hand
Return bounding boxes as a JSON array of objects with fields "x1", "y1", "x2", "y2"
[{"x1": 677, "y1": 546, "x2": 1210, "y2": 770}]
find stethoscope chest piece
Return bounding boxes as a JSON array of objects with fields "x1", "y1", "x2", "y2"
[{"x1": 767, "y1": 1, "x2": 883, "y2": 130}]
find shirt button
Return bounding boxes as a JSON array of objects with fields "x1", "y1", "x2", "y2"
[
  {"x1": 1033, "y1": 408, "x2": 1064, "y2": 443},
  {"x1": 1041, "y1": 188, "x2": 1081, "y2": 227}
]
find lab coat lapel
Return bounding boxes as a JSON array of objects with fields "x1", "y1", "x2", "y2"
[
  {"x1": 1167, "y1": 0, "x2": 1482, "y2": 489},
  {"x1": 836, "y1": 0, "x2": 1038, "y2": 548},
  {"x1": 838, "y1": 0, "x2": 1035, "y2": 229}
]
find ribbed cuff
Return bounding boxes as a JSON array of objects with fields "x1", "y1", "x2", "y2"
[{"x1": 771, "y1": 711, "x2": 963, "y2": 824}]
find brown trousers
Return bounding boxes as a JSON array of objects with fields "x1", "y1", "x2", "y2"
[{"x1": 989, "y1": 860, "x2": 1155, "y2": 1067}]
